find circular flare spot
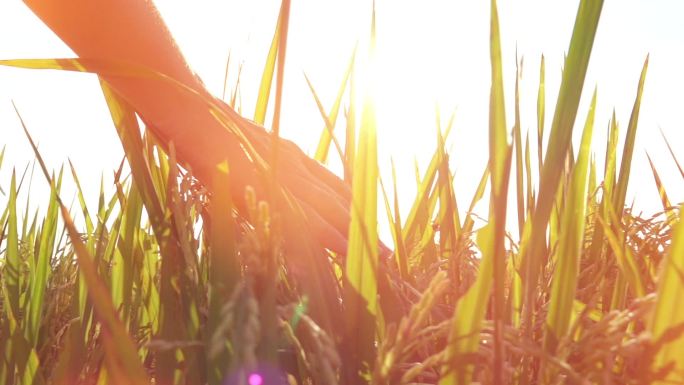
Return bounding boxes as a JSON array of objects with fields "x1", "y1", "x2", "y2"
[{"x1": 248, "y1": 373, "x2": 263, "y2": 385}]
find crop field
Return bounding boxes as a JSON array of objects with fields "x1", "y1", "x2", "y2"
[{"x1": 0, "y1": 1, "x2": 683, "y2": 384}]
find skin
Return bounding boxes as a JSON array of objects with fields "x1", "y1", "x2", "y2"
[{"x1": 22, "y1": 0, "x2": 362, "y2": 256}]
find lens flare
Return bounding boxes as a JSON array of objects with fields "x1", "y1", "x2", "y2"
[{"x1": 248, "y1": 373, "x2": 263, "y2": 385}]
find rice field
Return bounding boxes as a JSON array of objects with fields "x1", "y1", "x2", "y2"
[{"x1": 1, "y1": 1, "x2": 683, "y2": 384}]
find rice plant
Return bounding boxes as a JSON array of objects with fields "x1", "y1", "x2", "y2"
[{"x1": 1, "y1": 1, "x2": 683, "y2": 384}]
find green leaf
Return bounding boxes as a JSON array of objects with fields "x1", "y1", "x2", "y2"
[
  {"x1": 441, "y1": 2, "x2": 511, "y2": 383},
  {"x1": 17, "y1": 104, "x2": 148, "y2": 385},
  {"x1": 514, "y1": 56, "x2": 526, "y2": 238},
  {"x1": 613, "y1": 56, "x2": 649, "y2": 212},
  {"x1": 100, "y1": 81, "x2": 191, "y2": 384},
  {"x1": 645, "y1": 153, "x2": 673, "y2": 218},
  {"x1": 206, "y1": 162, "x2": 239, "y2": 385},
  {"x1": 536, "y1": 55, "x2": 546, "y2": 176},
  {"x1": 344, "y1": 6, "x2": 380, "y2": 379},
  {"x1": 0, "y1": 58, "x2": 270, "y2": 175},
  {"x1": 599, "y1": 205, "x2": 646, "y2": 298},
  {"x1": 436, "y1": 111, "x2": 461, "y2": 260},
  {"x1": 520, "y1": 0, "x2": 604, "y2": 336},
  {"x1": 304, "y1": 73, "x2": 346, "y2": 164},
  {"x1": 402, "y1": 122, "x2": 454, "y2": 247},
  {"x1": 650, "y1": 204, "x2": 684, "y2": 384},
  {"x1": 311, "y1": 47, "x2": 357, "y2": 164},
  {"x1": 268, "y1": 0, "x2": 291, "y2": 156},
  {"x1": 379, "y1": 164, "x2": 409, "y2": 281},
  {"x1": 254, "y1": 3, "x2": 282, "y2": 125},
  {"x1": 661, "y1": 130, "x2": 684, "y2": 180},
  {"x1": 462, "y1": 165, "x2": 490, "y2": 235},
  {"x1": 439, "y1": 223, "x2": 495, "y2": 385},
  {"x1": 485, "y1": 1, "x2": 509, "y2": 381},
  {"x1": 61, "y1": 204, "x2": 151, "y2": 385},
  {"x1": 544, "y1": 88, "x2": 596, "y2": 356},
  {"x1": 4, "y1": 172, "x2": 20, "y2": 320},
  {"x1": 68, "y1": 160, "x2": 95, "y2": 237},
  {"x1": 26, "y1": 169, "x2": 63, "y2": 346}
]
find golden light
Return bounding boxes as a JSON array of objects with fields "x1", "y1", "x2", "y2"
[{"x1": 0, "y1": 0, "x2": 683, "y2": 221}]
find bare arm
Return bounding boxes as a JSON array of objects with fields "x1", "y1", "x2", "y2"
[{"x1": 23, "y1": 0, "x2": 357, "y2": 255}]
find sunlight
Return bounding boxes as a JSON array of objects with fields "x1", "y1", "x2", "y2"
[
  {"x1": 0, "y1": 1, "x2": 680, "y2": 239},
  {"x1": 2, "y1": 2, "x2": 684, "y2": 384},
  {"x1": 2, "y1": 0, "x2": 682, "y2": 237}
]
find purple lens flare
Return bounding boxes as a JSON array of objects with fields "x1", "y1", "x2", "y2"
[{"x1": 248, "y1": 373, "x2": 263, "y2": 385}]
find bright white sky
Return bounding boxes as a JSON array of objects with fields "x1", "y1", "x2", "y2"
[{"x1": 0, "y1": 1, "x2": 683, "y2": 236}]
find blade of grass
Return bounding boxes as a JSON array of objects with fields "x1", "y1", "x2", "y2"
[
  {"x1": 344, "y1": 6, "x2": 380, "y2": 381},
  {"x1": 605, "y1": 112, "x2": 619, "y2": 197},
  {"x1": 221, "y1": 51, "x2": 231, "y2": 101},
  {"x1": 537, "y1": 55, "x2": 546, "y2": 177},
  {"x1": 599, "y1": 204, "x2": 646, "y2": 298},
  {"x1": 379, "y1": 166, "x2": 409, "y2": 281},
  {"x1": 116, "y1": 181, "x2": 144, "y2": 325},
  {"x1": 402, "y1": 120, "x2": 454, "y2": 247},
  {"x1": 462, "y1": 164, "x2": 489, "y2": 235},
  {"x1": 436, "y1": 114, "x2": 459, "y2": 261},
  {"x1": 345, "y1": 68, "x2": 357, "y2": 184},
  {"x1": 441, "y1": 2, "x2": 511, "y2": 383},
  {"x1": 390, "y1": 162, "x2": 410, "y2": 280},
  {"x1": 441, "y1": 224, "x2": 496, "y2": 385},
  {"x1": 645, "y1": 152, "x2": 673, "y2": 218},
  {"x1": 4, "y1": 172, "x2": 20, "y2": 321},
  {"x1": 543, "y1": 88, "x2": 596, "y2": 357},
  {"x1": 660, "y1": 129, "x2": 684, "y2": 180},
  {"x1": 304, "y1": 73, "x2": 346, "y2": 164},
  {"x1": 486, "y1": 1, "x2": 510, "y2": 380},
  {"x1": 311, "y1": 47, "x2": 357, "y2": 164},
  {"x1": 0, "y1": 146, "x2": 5, "y2": 196},
  {"x1": 0, "y1": 58, "x2": 271, "y2": 176},
  {"x1": 269, "y1": 0, "x2": 291, "y2": 167},
  {"x1": 650, "y1": 203, "x2": 684, "y2": 384},
  {"x1": 61, "y1": 204, "x2": 150, "y2": 385},
  {"x1": 524, "y1": 132, "x2": 535, "y2": 215},
  {"x1": 18, "y1": 104, "x2": 149, "y2": 385},
  {"x1": 514, "y1": 55, "x2": 526, "y2": 238},
  {"x1": 520, "y1": 0, "x2": 604, "y2": 343},
  {"x1": 100, "y1": 81, "x2": 192, "y2": 384},
  {"x1": 613, "y1": 56, "x2": 649, "y2": 212},
  {"x1": 26, "y1": 169, "x2": 62, "y2": 346},
  {"x1": 253, "y1": 5, "x2": 282, "y2": 125},
  {"x1": 68, "y1": 160, "x2": 95, "y2": 236},
  {"x1": 206, "y1": 162, "x2": 239, "y2": 385}
]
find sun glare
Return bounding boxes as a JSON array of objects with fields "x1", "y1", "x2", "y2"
[
  {"x1": 0, "y1": 1, "x2": 681, "y2": 231},
  {"x1": 2, "y1": 0, "x2": 681, "y2": 236},
  {"x1": 2, "y1": 1, "x2": 684, "y2": 384}
]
